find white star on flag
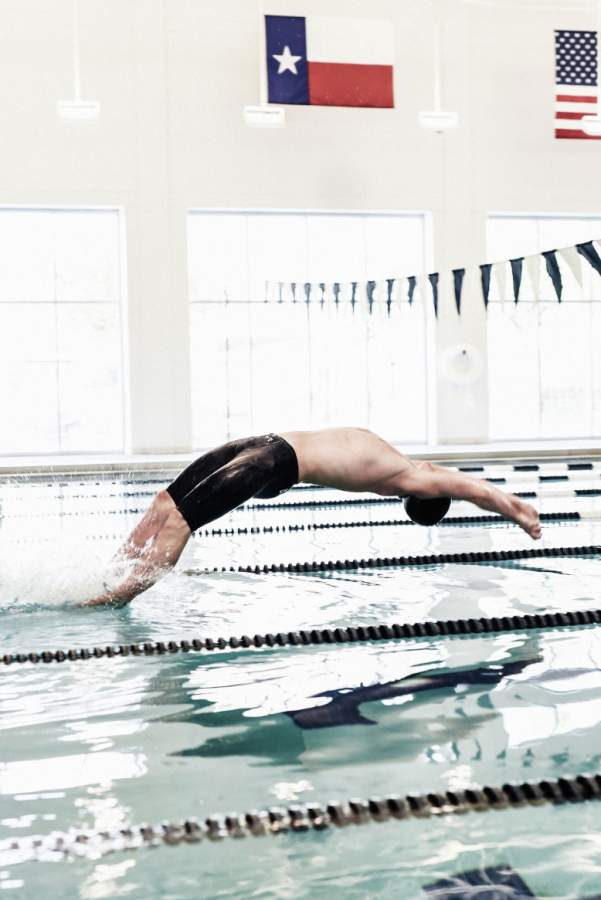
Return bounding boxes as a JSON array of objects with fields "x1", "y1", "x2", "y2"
[{"x1": 272, "y1": 45, "x2": 302, "y2": 74}]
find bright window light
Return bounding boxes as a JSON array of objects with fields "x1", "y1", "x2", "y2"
[
  {"x1": 188, "y1": 211, "x2": 430, "y2": 449},
  {"x1": 486, "y1": 215, "x2": 601, "y2": 441},
  {"x1": 0, "y1": 209, "x2": 125, "y2": 455}
]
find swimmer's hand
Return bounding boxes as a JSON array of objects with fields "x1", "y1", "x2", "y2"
[{"x1": 511, "y1": 498, "x2": 541, "y2": 540}]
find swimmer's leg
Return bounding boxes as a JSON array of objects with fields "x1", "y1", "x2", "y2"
[
  {"x1": 89, "y1": 441, "x2": 245, "y2": 602},
  {"x1": 165, "y1": 440, "x2": 243, "y2": 507},
  {"x1": 173, "y1": 447, "x2": 278, "y2": 532},
  {"x1": 86, "y1": 505, "x2": 191, "y2": 607},
  {"x1": 112, "y1": 489, "x2": 176, "y2": 568},
  {"x1": 85, "y1": 443, "x2": 282, "y2": 607}
]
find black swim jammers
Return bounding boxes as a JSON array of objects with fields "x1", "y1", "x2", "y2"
[{"x1": 166, "y1": 433, "x2": 299, "y2": 533}]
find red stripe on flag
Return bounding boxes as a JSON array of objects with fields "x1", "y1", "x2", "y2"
[
  {"x1": 556, "y1": 94, "x2": 597, "y2": 103},
  {"x1": 307, "y1": 62, "x2": 394, "y2": 108},
  {"x1": 556, "y1": 111, "x2": 589, "y2": 120},
  {"x1": 555, "y1": 128, "x2": 601, "y2": 139}
]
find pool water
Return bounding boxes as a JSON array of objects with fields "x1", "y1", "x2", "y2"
[{"x1": 2, "y1": 465, "x2": 601, "y2": 898}]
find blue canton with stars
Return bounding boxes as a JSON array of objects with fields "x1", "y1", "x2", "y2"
[
  {"x1": 265, "y1": 15, "x2": 309, "y2": 105},
  {"x1": 555, "y1": 30, "x2": 597, "y2": 86}
]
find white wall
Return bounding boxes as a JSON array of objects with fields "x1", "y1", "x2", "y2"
[{"x1": 1, "y1": 0, "x2": 600, "y2": 451}]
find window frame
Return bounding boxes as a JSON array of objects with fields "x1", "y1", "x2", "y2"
[
  {"x1": 188, "y1": 207, "x2": 436, "y2": 448},
  {"x1": 0, "y1": 205, "x2": 128, "y2": 457}
]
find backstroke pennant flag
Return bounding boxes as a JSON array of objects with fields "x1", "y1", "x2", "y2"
[
  {"x1": 555, "y1": 30, "x2": 600, "y2": 139},
  {"x1": 265, "y1": 15, "x2": 394, "y2": 108}
]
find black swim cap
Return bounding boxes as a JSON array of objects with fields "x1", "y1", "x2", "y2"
[{"x1": 403, "y1": 495, "x2": 451, "y2": 526}]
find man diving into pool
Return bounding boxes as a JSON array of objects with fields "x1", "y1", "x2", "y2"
[{"x1": 86, "y1": 427, "x2": 541, "y2": 607}]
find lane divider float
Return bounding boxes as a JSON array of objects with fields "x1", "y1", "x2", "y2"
[
  {"x1": 194, "y1": 510, "x2": 595, "y2": 537},
  {"x1": 246, "y1": 489, "x2": 601, "y2": 511},
  {"x1": 188, "y1": 543, "x2": 601, "y2": 575},
  {"x1": 4, "y1": 487, "x2": 601, "y2": 519},
  {"x1": 3, "y1": 607, "x2": 600, "y2": 666},
  {"x1": 3, "y1": 773, "x2": 601, "y2": 860},
  {"x1": 4, "y1": 511, "x2": 601, "y2": 545}
]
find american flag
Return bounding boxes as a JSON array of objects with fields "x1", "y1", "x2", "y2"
[{"x1": 555, "y1": 30, "x2": 599, "y2": 139}]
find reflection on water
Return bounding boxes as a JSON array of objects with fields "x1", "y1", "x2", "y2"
[
  {"x1": 0, "y1": 752, "x2": 146, "y2": 795},
  {"x1": 2, "y1": 476, "x2": 601, "y2": 897},
  {"x1": 284, "y1": 657, "x2": 537, "y2": 728}
]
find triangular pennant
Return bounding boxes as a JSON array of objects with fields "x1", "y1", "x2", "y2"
[
  {"x1": 393, "y1": 277, "x2": 404, "y2": 310},
  {"x1": 428, "y1": 272, "x2": 439, "y2": 318},
  {"x1": 480, "y1": 263, "x2": 492, "y2": 309},
  {"x1": 407, "y1": 275, "x2": 416, "y2": 305},
  {"x1": 371, "y1": 280, "x2": 386, "y2": 317},
  {"x1": 542, "y1": 250, "x2": 562, "y2": 302},
  {"x1": 524, "y1": 255, "x2": 541, "y2": 300},
  {"x1": 386, "y1": 278, "x2": 395, "y2": 314},
  {"x1": 462, "y1": 266, "x2": 483, "y2": 316},
  {"x1": 452, "y1": 268, "x2": 465, "y2": 315},
  {"x1": 577, "y1": 241, "x2": 601, "y2": 277},
  {"x1": 436, "y1": 270, "x2": 455, "y2": 320},
  {"x1": 557, "y1": 245, "x2": 582, "y2": 288},
  {"x1": 338, "y1": 282, "x2": 354, "y2": 314},
  {"x1": 509, "y1": 257, "x2": 523, "y2": 303},
  {"x1": 492, "y1": 261, "x2": 507, "y2": 308},
  {"x1": 342, "y1": 282, "x2": 353, "y2": 302},
  {"x1": 375, "y1": 280, "x2": 389, "y2": 317},
  {"x1": 354, "y1": 281, "x2": 368, "y2": 315},
  {"x1": 416, "y1": 275, "x2": 429, "y2": 307},
  {"x1": 366, "y1": 280, "x2": 376, "y2": 314}
]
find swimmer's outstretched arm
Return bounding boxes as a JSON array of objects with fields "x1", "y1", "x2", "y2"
[
  {"x1": 399, "y1": 461, "x2": 541, "y2": 539},
  {"x1": 84, "y1": 491, "x2": 191, "y2": 607}
]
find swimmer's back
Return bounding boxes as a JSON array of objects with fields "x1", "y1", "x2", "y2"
[{"x1": 279, "y1": 427, "x2": 412, "y2": 495}]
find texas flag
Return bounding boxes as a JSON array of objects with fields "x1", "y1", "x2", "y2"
[{"x1": 265, "y1": 15, "x2": 394, "y2": 108}]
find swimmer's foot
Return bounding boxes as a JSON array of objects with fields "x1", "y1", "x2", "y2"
[
  {"x1": 82, "y1": 563, "x2": 166, "y2": 607},
  {"x1": 83, "y1": 591, "x2": 130, "y2": 609}
]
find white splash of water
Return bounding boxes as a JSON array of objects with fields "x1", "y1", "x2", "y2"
[{"x1": 0, "y1": 537, "x2": 116, "y2": 609}]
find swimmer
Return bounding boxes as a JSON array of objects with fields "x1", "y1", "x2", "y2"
[{"x1": 86, "y1": 427, "x2": 541, "y2": 607}]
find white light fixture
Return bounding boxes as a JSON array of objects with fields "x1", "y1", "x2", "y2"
[
  {"x1": 243, "y1": 104, "x2": 286, "y2": 127},
  {"x1": 419, "y1": 109, "x2": 458, "y2": 132},
  {"x1": 57, "y1": 0, "x2": 100, "y2": 122},
  {"x1": 57, "y1": 100, "x2": 100, "y2": 121},
  {"x1": 419, "y1": 19, "x2": 458, "y2": 132}
]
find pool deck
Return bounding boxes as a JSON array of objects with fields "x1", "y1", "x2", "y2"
[{"x1": 1, "y1": 438, "x2": 601, "y2": 477}]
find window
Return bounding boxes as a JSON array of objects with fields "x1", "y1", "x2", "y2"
[
  {"x1": 188, "y1": 211, "x2": 431, "y2": 448},
  {"x1": 0, "y1": 209, "x2": 125, "y2": 454},
  {"x1": 486, "y1": 215, "x2": 601, "y2": 440}
]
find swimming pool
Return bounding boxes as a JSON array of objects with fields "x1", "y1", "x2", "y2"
[{"x1": 2, "y1": 460, "x2": 601, "y2": 898}]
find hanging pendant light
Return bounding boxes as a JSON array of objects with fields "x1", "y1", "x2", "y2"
[
  {"x1": 57, "y1": 0, "x2": 100, "y2": 121},
  {"x1": 419, "y1": 18, "x2": 458, "y2": 132}
]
